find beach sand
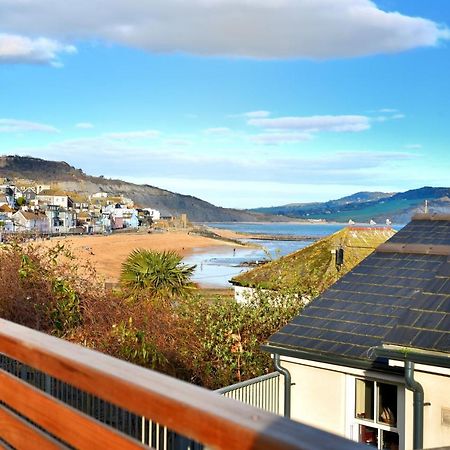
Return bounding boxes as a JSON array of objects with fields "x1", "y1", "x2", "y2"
[{"x1": 38, "y1": 229, "x2": 243, "y2": 284}]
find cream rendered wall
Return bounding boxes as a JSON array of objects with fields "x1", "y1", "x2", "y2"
[
  {"x1": 283, "y1": 359, "x2": 347, "y2": 436},
  {"x1": 415, "y1": 370, "x2": 450, "y2": 449},
  {"x1": 280, "y1": 356, "x2": 450, "y2": 449}
]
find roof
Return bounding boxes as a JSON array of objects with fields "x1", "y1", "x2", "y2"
[
  {"x1": 15, "y1": 210, "x2": 47, "y2": 220},
  {"x1": 232, "y1": 226, "x2": 395, "y2": 292},
  {"x1": 265, "y1": 214, "x2": 450, "y2": 368},
  {"x1": 0, "y1": 204, "x2": 13, "y2": 212},
  {"x1": 37, "y1": 189, "x2": 67, "y2": 196}
]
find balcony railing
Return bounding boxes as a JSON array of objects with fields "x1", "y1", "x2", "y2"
[
  {"x1": 0, "y1": 319, "x2": 363, "y2": 449},
  {"x1": 216, "y1": 372, "x2": 281, "y2": 415}
]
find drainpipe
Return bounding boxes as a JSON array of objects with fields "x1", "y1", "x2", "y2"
[
  {"x1": 405, "y1": 361, "x2": 424, "y2": 450},
  {"x1": 273, "y1": 353, "x2": 291, "y2": 418},
  {"x1": 370, "y1": 346, "x2": 427, "y2": 450}
]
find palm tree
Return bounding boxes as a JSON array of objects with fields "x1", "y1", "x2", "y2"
[{"x1": 120, "y1": 249, "x2": 196, "y2": 299}]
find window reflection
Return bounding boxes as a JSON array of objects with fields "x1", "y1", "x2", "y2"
[
  {"x1": 359, "y1": 425, "x2": 378, "y2": 446},
  {"x1": 378, "y1": 383, "x2": 397, "y2": 427},
  {"x1": 355, "y1": 379, "x2": 374, "y2": 420}
]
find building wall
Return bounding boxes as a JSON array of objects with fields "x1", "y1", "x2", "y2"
[
  {"x1": 281, "y1": 356, "x2": 450, "y2": 449},
  {"x1": 416, "y1": 370, "x2": 450, "y2": 449},
  {"x1": 283, "y1": 359, "x2": 347, "y2": 436}
]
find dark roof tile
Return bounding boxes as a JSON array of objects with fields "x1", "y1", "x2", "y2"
[
  {"x1": 435, "y1": 315, "x2": 450, "y2": 332},
  {"x1": 411, "y1": 330, "x2": 446, "y2": 349},
  {"x1": 435, "y1": 333, "x2": 450, "y2": 352},
  {"x1": 414, "y1": 312, "x2": 446, "y2": 329}
]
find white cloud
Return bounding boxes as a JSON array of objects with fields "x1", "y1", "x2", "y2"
[
  {"x1": 404, "y1": 144, "x2": 422, "y2": 149},
  {"x1": 75, "y1": 122, "x2": 94, "y2": 129},
  {"x1": 378, "y1": 108, "x2": 398, "y2": 113},
  {"x1": 371, "y1": 112, "x2": 405, "y2": 122},
  {"x1": 0, "y1": 1, "x2": 448, "y2": 60},
  {"x1": 203, "y1": 127, "x2": 232, "y2": 135},
  {"x1": 9, "y1": 134, "x2": 415, "y2": 186},
  {"x1": 104, "y1": 130, "x2": 160, "y2": 139},
  {"x1": 164, "y1": 139, "x2": 191, "y2": 146},
  {"x1": 243, "y1": 111, "x2": 271, "y2": 118},
  {"x1": 0, "y1": 33, "x2": 76, "y2": 65},
  {"x1": 0, "y1": 118, "x2": 59, "y2": 133},
  {"x1": 250, "y1": 132, "x2": 313, "y2": 145},
  {"x1": 249, "y1": 115, "x2": 370, "y2": 132},
  {"x1": 9, "y1": 134, "x2": 443, "y2": 207}
]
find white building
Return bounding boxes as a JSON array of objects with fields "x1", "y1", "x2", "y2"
[
  {"x1": 12, "y1": 210, "x2": 49, "y2": 233},
  {"x1": 36, "y1": 190, "x2": 73, "y2": 209},
  {"x1": 143, "y1": 208, "x2": 161, "y2": 221},
  {"x1": 45, "y1": 206, "x2": 77, "y2": 234},
  {"x1": 91, "y1": 192, "x2": 108, "y2": 199}
]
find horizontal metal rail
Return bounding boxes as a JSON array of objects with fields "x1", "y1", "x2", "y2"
[{"x1": 216, "y1": 372, "x2": 280, "y2": 415}]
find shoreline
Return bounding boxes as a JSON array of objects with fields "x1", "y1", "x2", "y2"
[{"x1": 35, "y1": 229, "x2": 248, "y2": 284}]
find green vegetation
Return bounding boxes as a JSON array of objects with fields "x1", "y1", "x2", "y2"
[
  {"x1": 16, "y1": 197, "x2": 26, "y2": 206},
  {"x1": 0, "y1": 242, "x2": 305, "y2": 389},
  {"x1": 120, "y1": 249, "x2": 196, "y2": 299}
]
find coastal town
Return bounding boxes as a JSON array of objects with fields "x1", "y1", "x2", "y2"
[{"x1": 0, "y1": 178, "x2": 162, "y2": 237}]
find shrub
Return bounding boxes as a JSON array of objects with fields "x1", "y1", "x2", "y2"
[{"x1": 120, "y1": 249, "x2": 196, "y2": 300}]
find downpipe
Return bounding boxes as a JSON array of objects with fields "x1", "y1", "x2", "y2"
[
  {"x1": 405, "y1": 361, "x2": 424, "y2": 450},
  {"x1": 273, "y1": 353, "x2": 291, "y2": 418}
]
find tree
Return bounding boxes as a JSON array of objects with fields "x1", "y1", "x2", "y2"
[{"x1": 120, "y1": 249, "x2": 196, "y2": 299}]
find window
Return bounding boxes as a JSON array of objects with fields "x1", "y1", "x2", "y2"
[{"x1": 353, "y1": 379, "x2": 400, "y2": 450}]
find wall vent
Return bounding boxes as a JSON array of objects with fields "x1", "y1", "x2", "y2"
[{"x1": 441, "y1": 407, "x2": 450, "y2": 426}]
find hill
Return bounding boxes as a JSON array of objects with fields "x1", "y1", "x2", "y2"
[
  {"x1": 0, "y1": 155, "x2": 278, "y2": 222},
  {"x1": 249, "y1": 187, "x2": 450, "y2": 223}
]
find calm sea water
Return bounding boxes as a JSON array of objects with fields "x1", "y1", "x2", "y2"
[
  {"x1": 206, "y1": 222, "x2": 346, "y2": 237},
  {"x1": 185, "y1": 222, "x2": 347, "y2": 288}
]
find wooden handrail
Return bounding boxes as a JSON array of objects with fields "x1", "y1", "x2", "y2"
[{"x1": 0, "y1": 319, "x2": 362, "y2": 449}]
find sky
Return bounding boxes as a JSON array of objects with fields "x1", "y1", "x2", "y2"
[{"x1": 0, "y1": 0, "x2": 449, "y2": 209}]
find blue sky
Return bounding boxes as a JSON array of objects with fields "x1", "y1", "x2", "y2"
[{"x1": 0, "y1": 0, "x2": 449, "y2": 208}]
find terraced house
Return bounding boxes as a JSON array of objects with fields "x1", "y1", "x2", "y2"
[{"x1": 264, "y1": 214, "x2": 450, "y2": 449}]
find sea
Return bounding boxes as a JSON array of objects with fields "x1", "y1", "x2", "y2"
[{"x1": 184, "y1": 222, "x2": 403, "y2": 288}]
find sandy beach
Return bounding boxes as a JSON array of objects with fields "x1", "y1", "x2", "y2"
[{"x1": 38, "y1": 229, "x2": 245, "y2": 284}]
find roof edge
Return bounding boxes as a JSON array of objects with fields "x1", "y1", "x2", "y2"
[
  {"x1": 412, "y1": 213, "x2": 450, "y2": 221},
  {"x1": 261, "y1": 344, "x2": 400, "y2": 374},
  {"x1": 376, "y1": 242, "x2": 450, "y2": 256},
  {"x1": 370, "y1": 345, "x2": 450, "y2": 369}
]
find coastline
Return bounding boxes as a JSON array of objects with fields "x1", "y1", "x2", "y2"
[{"x1": 36, "y1": 229, "x2": 247, "y2": 284}]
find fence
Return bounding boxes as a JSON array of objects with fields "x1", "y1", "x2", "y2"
[
  {"x1": 216, "y1": 372, "x2": 280, "y2": 415},
  {"x1": 0, "y1": 319, "x2": 362, "y2": 450}
]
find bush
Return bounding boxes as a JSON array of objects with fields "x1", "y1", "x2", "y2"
[
  {"x1": 0, "y1": 241, "x2": 103, "y2": 336},
  {"x1": 177, "y1": 288, "x2": 305, "y2": 389},
  {"x1": 0, "y1": 243, "x2": 305, "y2": 390}
]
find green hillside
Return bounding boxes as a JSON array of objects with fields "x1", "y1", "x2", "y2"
[{"x1": 249, "y1": 187, "x2": 450, "y2": 223}]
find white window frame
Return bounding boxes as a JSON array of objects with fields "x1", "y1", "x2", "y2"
[{"x1": 345, "y1": 375, "x2": 405, "y2": 450}]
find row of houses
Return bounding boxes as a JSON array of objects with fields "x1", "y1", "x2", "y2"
[{"x1": 0, "y1": 182, "x2": 161, "y2": 235}]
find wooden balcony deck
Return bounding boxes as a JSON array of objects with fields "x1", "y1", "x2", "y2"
[{"x1": 0, "y1": 319, "x2": 363, "y2": 449}]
